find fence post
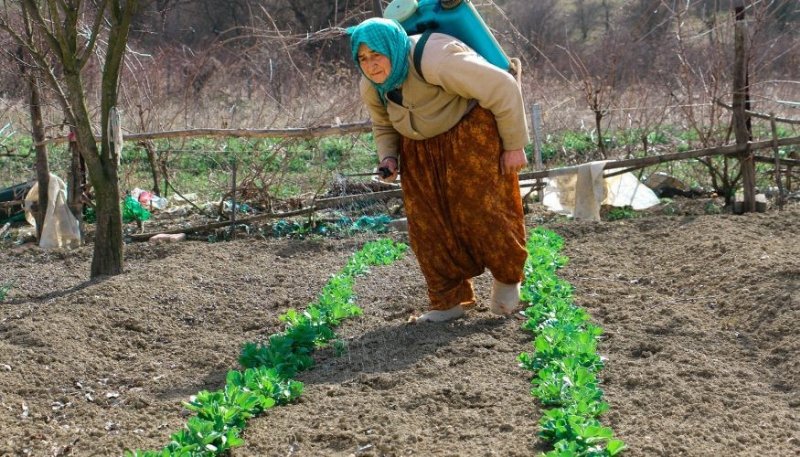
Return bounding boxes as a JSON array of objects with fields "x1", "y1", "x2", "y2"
[
  {"x1": 770, "y1": 114, "x2": 784, "y2": 211},
  {"x1": 531, "y1": 103, "x2": 544, "y2": 201},
  {"x1": 230, "y1": 158, "x2": 237, "y2": 238},
  {"x1": 732, "y1": 5, "x2": 756, "y2": 213}
]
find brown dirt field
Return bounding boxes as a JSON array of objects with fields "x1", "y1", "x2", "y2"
[{"x1": 0, "y1": 202, "x2": 798, "y2": 457}]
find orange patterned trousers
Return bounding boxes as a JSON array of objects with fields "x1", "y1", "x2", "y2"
[{"x1": 401, "y1": 106, "x2": 527, "y2": 311}]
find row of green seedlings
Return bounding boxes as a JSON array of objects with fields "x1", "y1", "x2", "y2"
[
  {"x1": 126, "y1": 238, "x2": 408, "y2": 456},
  {"x1": 518, "y1": 228, "x2": 626, "y2": 457}
]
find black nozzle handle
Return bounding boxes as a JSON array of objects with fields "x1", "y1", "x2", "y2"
[{"x1": 377, "y1": 166, "x2": 392, "y2": 179}]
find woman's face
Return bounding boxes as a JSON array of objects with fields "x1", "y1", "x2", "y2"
[{"x1": 357, "y1": 43, "x2": 391, "y2": 84}]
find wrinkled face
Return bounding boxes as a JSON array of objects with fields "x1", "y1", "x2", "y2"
[{"x1": 357, "y1": 43, "x2": 391, "y2": 84}]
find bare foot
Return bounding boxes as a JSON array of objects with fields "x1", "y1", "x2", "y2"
[
  {"x1": 490, "y1": 280, "x2": 521, "y2": 316},
  {"x1": 408, "y1": 305, "x2": 465, "y2": 323}
]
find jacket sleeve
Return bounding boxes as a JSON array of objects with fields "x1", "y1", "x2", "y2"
[
  {"x1": 360, "y1": 77, "x2": 402, "y2": 161},
  {"x1": 420, "y1": 36, "x2": 529, "y2": 151}
]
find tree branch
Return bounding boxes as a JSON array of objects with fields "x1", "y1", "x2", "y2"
[
  {"x1": 0, "y1": 10, "x2": 73, "y2": 123},
  {"x1": 77, "y1": 0, "x2": 110, "y2": 69},
  {"x1": 18, "y1": 1, "x2": 60, "y2": 60},
  {"x1": 47, "y1": 0, "x2": 64, "y2": 35},
  {"x1": 38, "y1": 121, "x2": 373, "y2": 145}
]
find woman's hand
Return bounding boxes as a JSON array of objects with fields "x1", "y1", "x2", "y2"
[
  {"x1": 379, "y1": 156, "x2": 399, "y2": 182},
  {"x1": 500, "y1": 149, "x2": 527, "y2": 175}
]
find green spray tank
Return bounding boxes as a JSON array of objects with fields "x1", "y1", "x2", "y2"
[{"x1": 383, "y1": 0, "x2": 510, "y2": 71}]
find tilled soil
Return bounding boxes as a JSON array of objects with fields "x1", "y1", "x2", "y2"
[{"x1": 0, "y1": 204, "x2": 798, "y2": 456}]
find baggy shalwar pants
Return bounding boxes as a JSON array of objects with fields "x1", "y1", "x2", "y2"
[{"x1": 400, "y1": 106, "x2": 528, "y2": 311}]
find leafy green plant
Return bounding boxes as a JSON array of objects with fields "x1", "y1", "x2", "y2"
[
  {"x1": 167, "y1": 417, "x2": 243, "y2": 455},
  {"x1": 561, "y1": 131, "x2": 596, "y2": 156},
  {"x1": 126, "y1": 238, "x2": 407, "y2": 456},
  {"x1": 318, "y1": 137, "x2": 352, "y2": 168},
  {"x1": 0, "y1": 282, "x2": 12, "y2": 301},
  {"x1": 271, "y1": 215, "x2": 393, "y2": 239},
  {"x1": 660, "y1": 198, "x2": 678, "y2": 215},
  {"x1": 704, "y1": 201, "x2": 722, "y2": 215},
  {"x1": 227, "y1": 366, "x2": 303, "y2": 406},
  {"x1": 605, "y1": 207, "x2": 638, "y2": 221},
  {"x1": 519, "y1": 324, "x2": 604, "y2": 374},
  {"x1": 519, "y1": 228, "x2": 625, "y2": 456}
]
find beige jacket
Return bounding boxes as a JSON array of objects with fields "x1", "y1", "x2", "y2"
[{"x1": 360, "y1": 33, "x2": 529, "y2": 162}]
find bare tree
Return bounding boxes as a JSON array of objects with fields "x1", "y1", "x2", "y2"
[
  {"x1": 0, "y1": 1, "x2": 139, "y2": 277},
  {"x1": 15, "y1": 14, "x2": 50, "y2": 241}
]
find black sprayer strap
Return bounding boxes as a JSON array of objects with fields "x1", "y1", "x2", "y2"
[{"x1": 413, "y1": 29, "x2": 433, "y2": 81}]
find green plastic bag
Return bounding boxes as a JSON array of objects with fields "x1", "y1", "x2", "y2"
[{"x1": 122, "y1": 195, "x2": 151, "y2": 223}]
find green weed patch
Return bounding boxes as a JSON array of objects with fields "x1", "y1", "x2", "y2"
[
  {"x1": 519, "y1": 228, "x2": 625, "y2": 457},
  {"x1": 126, "y1": 238, "x2": 407, "y2": 456},
  {"x1": 270, "y1": 215, "x2": 392, "y2": 239}
]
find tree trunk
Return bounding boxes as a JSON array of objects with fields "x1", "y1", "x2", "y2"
[
  {"x1": 372, "y1": 0, "x2": 383, "y2": 17},
  {"x1": 140, "y1": 141, "x2": 162, "y2": 195},
  {"x1": 594, "y1": 107, "x2": 606, "y2": 159},
  {"x1": 64, "y1": 71, "x2": 125, "y2": 277},
  {"x1": 30, "y1": 78, "x2": 50, "y2": 242},
  {"x1": 88, "y1": 0, "x2": 139, "y2": 277},
  {"x1": 67, "y1": 130, "x2": 87, "y2": 221},
  {"x1": 18, "y1": 46, "x2": 50, "y2": 241},
  {"x1": 90, "y1": 171, "x2": 124, "y2": 276}
]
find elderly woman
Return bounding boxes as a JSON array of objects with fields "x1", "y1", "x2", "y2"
[{"x1": 350, "y1": 17, "x2": 529, "y2": 322}]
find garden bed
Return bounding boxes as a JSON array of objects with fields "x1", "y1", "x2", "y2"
[{"x1": 0, "y1": 205, "x2": 798, "y2": 456}]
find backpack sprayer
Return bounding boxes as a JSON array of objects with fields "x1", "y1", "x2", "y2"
[{"x1": 383, "y1": 0, "x2": 510, "y2": 71}]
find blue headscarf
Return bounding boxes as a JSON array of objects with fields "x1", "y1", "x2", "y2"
[{"x1": 348, "y1": 18, "x2": 411, "y2": 104}]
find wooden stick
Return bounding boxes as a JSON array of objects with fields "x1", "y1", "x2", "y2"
[
  {"x1": 127, "y1": 206, "x2": 315, "y2": 241},
  {"x1": 518, "y1": 135, "x2": 800, "y2": 181},
  {"x1": 313, "y1": 188, "x2": 402, "y2": 209},
  {"x1": 715, "y1": 99, "x2": 800, "y2": 125},
  {"x1": 230, "y1": 159, "x2": 237, "y2": 236},
  {"x1": 37, "y1": 121, "x2": 373, "y2": 146},
  {"x1": 0, "y1": 200, "x2": 24, "y2": 209},
  {"x1": 603, "y1": 166, "x2": 642, "y2": 178},
  {"x1": 753, "y1": 155, "x2": 800, "y2": 166},
  {"x1": 161, "y1": 171, "x2": 212, "y2": 218},
  {"x1": 127, "y1": 188, "x2": 404, "y2": 242}
]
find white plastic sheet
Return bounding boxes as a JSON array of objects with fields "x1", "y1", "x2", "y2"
[
  {"x1": 24, "y1": 173, "x2": 81, "y2": 249},
  {"x1": 540, "y1": 162, "x2": 660, "y2": 221}
]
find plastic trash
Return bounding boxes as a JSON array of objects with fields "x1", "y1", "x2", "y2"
[
  {"x1": 138, "y1": 191, "x2": 152, "y2": 205},
  {"x1": 122, "y1": 195, "x2": 151, "y2": 223},
  {"x1": 149, "y1": 195, "x2": 168, "y2": 210},
  {"x1": 130, "y1": 188, "x2": 168, "y2": 210},
  {"x1": 223, "y1": 200, "x2": 251, "y2": 213},
  {"x1": 541, "y1": 162, "x2": 660, "y2": 220},
  {"x1": 130, "y1": 187, "x2": 144, "y2": 201}
]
